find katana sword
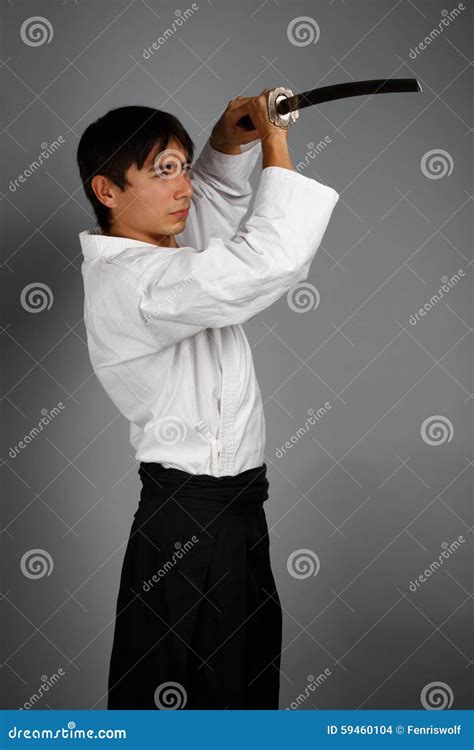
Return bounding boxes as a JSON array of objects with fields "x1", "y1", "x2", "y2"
[{"x1": 236, "y1": 78, "x2": 422, "y2": 130}]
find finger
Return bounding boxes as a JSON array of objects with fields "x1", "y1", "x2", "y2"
[
  {"x1": 227, "y1": 96, "x2": 252, "y2": 109},
  {"x1": 227, "y1": 104, "x2": 254, "y2": 127},
  {"x1": 227, "y1": 100, "x2": 253, "y2": 119}
]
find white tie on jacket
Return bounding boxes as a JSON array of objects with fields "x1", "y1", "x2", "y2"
[{"x1": 79, "y1": 137, "x2": 339, "y2": 476}]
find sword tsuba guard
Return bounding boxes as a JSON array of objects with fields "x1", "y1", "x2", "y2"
[{"x1": 267, "y1": 87, "x2": 299, "y2": 129}]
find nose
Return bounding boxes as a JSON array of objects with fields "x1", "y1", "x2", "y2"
[{"x1": 174, "y1": 172, "x2": 193, "y2": 199}]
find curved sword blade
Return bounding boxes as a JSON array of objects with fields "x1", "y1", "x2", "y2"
[
  {"x1": 236, "y1": 78, "x2": 421, "y2": 131},
  {"x1": 277, "y1": 78, "x2": 421, "y2": 115}
]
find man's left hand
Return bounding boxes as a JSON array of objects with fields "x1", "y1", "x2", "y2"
[{"x1": 210, "y1": 94, "x2": 264, "y2": 153}]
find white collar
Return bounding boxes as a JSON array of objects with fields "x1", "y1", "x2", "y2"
[{"x1": 79, "y1": 227, "x2": 184, "y2": 261}]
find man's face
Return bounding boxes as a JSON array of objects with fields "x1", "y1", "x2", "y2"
[{"x1": 107, "y1": 137, "x2": 193, "y2": 241}]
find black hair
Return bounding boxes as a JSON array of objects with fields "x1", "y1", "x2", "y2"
[{"x1": 77, "y1": 105, "x2": 195, "y2": 233}]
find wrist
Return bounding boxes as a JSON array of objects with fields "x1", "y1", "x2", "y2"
[
  {"x1": 261, "y1": 132, "x2": 293, "y2": 170},
  {"x1": 209, "y1": 136, "x2": 241, "y2": 155},
  {"x1": 261, "y1": 131, "x2": 289, "y2": 156},
  {"x1": 261, "y1": 129, "x2": 288, "y2": 146}
]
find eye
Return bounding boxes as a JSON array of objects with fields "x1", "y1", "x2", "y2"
[
  {"x1": 154, "y1": 162, "x2": 192, "y2": 178},
  {"x1": 160, "y1": 162, "x2": 177, "y2": 175}
]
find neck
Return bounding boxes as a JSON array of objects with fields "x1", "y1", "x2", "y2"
[{"x1": 107, "y1": 226, "x2": 179, "y2": 248}]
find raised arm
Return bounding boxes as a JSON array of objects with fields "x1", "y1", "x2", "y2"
[
  {"x1": 104, "y1": 91, "x2": 339, "y2": 352},
  {"x1": 175, "y1": 94, "x2": 267, "y2": 249},
  {"x1": 176, "y1": 137, "x2": 261, "y2": 250},
  {"x1": 137, "y1": 166, "x2": 338, "y2": 332}
]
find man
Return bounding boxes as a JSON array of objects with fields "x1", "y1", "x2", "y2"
[{"x1": 77, "y1": 90, "x2": 339, "y2": 709}]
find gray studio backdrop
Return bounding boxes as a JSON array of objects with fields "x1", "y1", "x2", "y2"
[{"x1": 2, "y1": 0, "x2": 472, "y2": 711}]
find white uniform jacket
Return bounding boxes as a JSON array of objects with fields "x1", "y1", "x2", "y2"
[{"x1": 79, "y1": 137, "x2": 339, "y2": 476}]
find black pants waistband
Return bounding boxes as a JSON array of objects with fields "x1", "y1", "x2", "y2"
[{"x1": 138, "y1": 461, "x2": 269, "y2": 512}]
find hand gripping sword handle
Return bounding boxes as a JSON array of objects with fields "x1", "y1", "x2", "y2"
[{"x1": 236, "y1": 87, "x2": 297, "y2": 132}]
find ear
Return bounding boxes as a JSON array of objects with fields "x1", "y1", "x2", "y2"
[{"x1": 91, "y1": 174, "x2": 117, "y2": 209}]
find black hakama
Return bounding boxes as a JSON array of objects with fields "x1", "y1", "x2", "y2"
[{"x1": 107, "y1": 461, "x2": 282, "y2": 710}]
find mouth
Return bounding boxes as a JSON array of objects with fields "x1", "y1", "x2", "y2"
[{"x1": 170, "y1": 208, "x2": 189, "y2": 218}]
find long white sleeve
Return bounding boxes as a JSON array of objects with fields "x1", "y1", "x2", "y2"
[
  {"x1": 176, "y1": 138, "x2": 262, "y2": 250},
  {"x1": 136, "y1": 166, "x2": 339, "y2": 337}
]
